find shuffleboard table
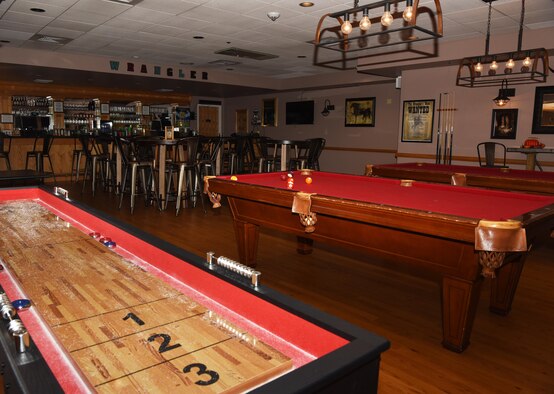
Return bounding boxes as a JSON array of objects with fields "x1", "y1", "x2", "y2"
[
  {"x1": 365, "y1": 162, "x2": 554, "y2": 194},
  {"x1": 0, "y1": 186, "x2": 389, "y2": 393},
  {"x1": 205, "y1": 170, "x2": 554, "y2": 352}
]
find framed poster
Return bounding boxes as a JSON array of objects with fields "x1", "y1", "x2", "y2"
[
  {"x1": 1, "y1": 114, "x2": 14, "y2": 124},
  {"x1": 345, "y1": 97, "x2": 375, "y2": 127},
  {"x1": 531, "y1": 85, "x2": 554, "y2": 134},
  {"x1": 53, "y1": 101, "x2": 64, "y2": 113},
  {"x1": 491, "y1": 108, "x2": 518, "y2": 139},
  {"x1": 142, "y1": 105, "x2": 150, "y2": 116},
  {"x1": 401, "y1": 99, "x2": 435, "y2": 142}
]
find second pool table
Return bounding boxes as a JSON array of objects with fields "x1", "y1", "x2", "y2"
[
  {"x1": 205, "y1": 171, "x2": 554, "y2": 352},
  {"x1": 365, "y1": 162, "x2": 554, "y2": 194}
]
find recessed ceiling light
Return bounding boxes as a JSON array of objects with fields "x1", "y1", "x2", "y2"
[
  {"x1": 155, "y1": 88, "x2": 174, "y2": 92},
  {"x1": 299, "y1": 2, "x2": 314, "y2": 7},
  {"x1": 193, "y1": 36, "x2": 204, "y2": 39},
  {"x1": 30, "y1": 8, "x2": 46, "y2": 12},
  {"x1": 132, "y1": 55, "x2": 139, "y2": 59}
]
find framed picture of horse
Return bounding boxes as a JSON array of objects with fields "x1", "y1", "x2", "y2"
[{"x1": 345, "y1": 97, "x2": 375, "y2": 127}]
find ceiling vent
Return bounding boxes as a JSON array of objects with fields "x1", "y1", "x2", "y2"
[
  {"x1": 30, "y1": 34, "x2": 72, "y2": 45},
  {"x1": 214, "y1": 47, "x2": 278, "y2": 61}
]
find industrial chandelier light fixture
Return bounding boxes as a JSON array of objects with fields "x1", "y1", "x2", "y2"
[
  {"x1": 313, "y1": 0, "x2": 443, "y2": 70},
  {"x1": 456, "y1": 0, "x2": 549, "y2": 87}
]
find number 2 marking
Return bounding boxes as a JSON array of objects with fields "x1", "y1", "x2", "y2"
[
  {"x1": 183, "y1": 363, "x2": 220, "y2": 386},
  {"x1": 147, "y1": 333, "x2": 182, "y2": 353},
  {"x1": 123, "y1": 312, "x2": 145, "y2": 326}
]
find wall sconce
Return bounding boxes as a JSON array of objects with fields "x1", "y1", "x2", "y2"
[
  {"x1": 457, "y1": 0, "x2": 548, "y2": 87},
  {"x1": 321, "y1": 99, "x2": 334, "y2": 116},
  {"x1": 493, "y1": 79, "x2": 515, "y2": 107}
]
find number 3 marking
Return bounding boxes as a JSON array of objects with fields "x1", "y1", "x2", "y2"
[
  {"x1": 147, "y1": 333, "x2": 182, "y2": 353},
  {"x1": 183, "y1": 363, "x2": 220, "y2": 386}
]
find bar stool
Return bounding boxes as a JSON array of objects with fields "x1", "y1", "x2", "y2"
[
  {"x1": 0, "y1": 133, "x2": 11, "y2": 170},
  {"x1": 165, "y1": 137, "x2": 204, "y2": 215},
  {"x1": 71, "y1": 134, "x2": 85, "y2": 182},
  {"x1": 25, "y1": 134, "x2": 56, "y2": 181},
  {"x1": 116, "y1": 137, "x2": 160, "y2": 214}
]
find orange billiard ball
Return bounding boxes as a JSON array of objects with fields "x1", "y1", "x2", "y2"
[
  {"x1": 230, "y1": 175, "x2": 238, "y2": 181},
  {"x1": 305, "y1": 176, "x2": 312, "y2": 184}
]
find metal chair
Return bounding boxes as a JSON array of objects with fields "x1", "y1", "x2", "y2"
[
  {"x1": 165, "y1": 137, "x2": 204, "y2": 215},
  {"x1": 0, "y1": 133, "x2": 11, "y2": 170},
  {"x1": 25, "y1": 134, "x2": 56, "y2": 181},
  {"x1": 116, "y1": 137, "x2": 160, "y2": 214},
  {"x1": 477, "y1": 142, "x2": 508, "y2": 168}
]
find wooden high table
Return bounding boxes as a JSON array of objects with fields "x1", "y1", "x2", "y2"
[
  {"x1": 205, "y1": 171, "x2": 554, "y2": 352},
  {"x1": 507, "y1": 146, "x2": 554, "y2": 171},
  {"x1": 365, "y1": 162, "x2": 554, "y2": 194}
]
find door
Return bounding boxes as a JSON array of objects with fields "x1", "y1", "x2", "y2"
[
  {"x1": 198, "y1": 105, "x2": 221, "y2": 136},
  {"x1": 235, "y1": 109, "x2": 248, "y2": 134}
]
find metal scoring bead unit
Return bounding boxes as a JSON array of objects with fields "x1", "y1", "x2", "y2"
[
  {"x1": 206, "y1": 252, "x2": 261, "y2": 287},
  {"x1": 0, "y1": 287, "x2": 30, "y2": 353}
]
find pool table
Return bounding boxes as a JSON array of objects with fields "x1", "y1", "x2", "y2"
[
  {"x1": 365, "y1": 162, "x2": 554, "y2": 194},
  {"x1": 205, "y1": 171, "x2": 554, "y2": 352},
  {"x1": 0, "y1": 186, "x2": 389, "y2": 393}
]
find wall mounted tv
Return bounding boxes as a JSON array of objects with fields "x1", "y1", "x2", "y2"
[{"x1": 286, "y1": 100, "x2": 314, "y2": 125}]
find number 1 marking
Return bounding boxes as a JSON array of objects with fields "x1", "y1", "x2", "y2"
[{"x1": 123, "y1": 312, "x2": 145, "y2": 326}]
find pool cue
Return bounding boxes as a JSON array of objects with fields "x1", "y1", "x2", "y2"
[{"x1": 435, "y1": 94, "x2": 443, "y2": 164}]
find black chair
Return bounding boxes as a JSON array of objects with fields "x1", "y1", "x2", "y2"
[
  {"x1": 477, "y1": 142, "x2": 508, "y2": 168},
  {"x1": 25, "y1": 134, "x2": 56, "y2": 181},
  {"x1": 250, "y1": 136, "x2": 276, "y2": 173},
  {"x1": 289, "y1": 138, "x2": 325, "y2": 171},
  {"x1": 0, "y1": 133, "x2": 11, "y2": 170},
  {"x1": 70, "y1": 134, "x2": 85, "y2": 182},
  {"x1": 197, "y1": 136, "x2": 222, "y2": 178},
  {"x1": 116, "y1": 137, "x2": 159, "y2": 214},
  {"x1": 80, "y1": 135, "x2": 114, "y2": 196}
]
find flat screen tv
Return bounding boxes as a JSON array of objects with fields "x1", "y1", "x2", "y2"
[{"x1": 286, "y1": 100, "x2": 314, "y2": 125}]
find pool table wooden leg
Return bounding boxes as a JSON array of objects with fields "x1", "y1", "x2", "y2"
[
  {"x1": 234, "y1": 219, "x2": 259, "y2": 267},
  {"x1": 441, "y1": 275, "x2": 483, "y2": 352},
  {"x1": 489, "y1": 257, "x2": 525, "y2": 315}
]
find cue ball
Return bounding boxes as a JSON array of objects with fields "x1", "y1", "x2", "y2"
[
  {"x1": 305, "y1": 177, "x2": 312, "y2": 184},
  {"x1": 230, "y1": 175, "x2": 238, "y2": 181}
]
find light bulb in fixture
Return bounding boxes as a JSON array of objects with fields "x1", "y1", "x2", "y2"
[
  {"x1": 490, "y1": 60, "x2": 498, "y2": 70},
  {"x1": 381, "y1": 3, "x2": 393, "y2": 27},
  {"x1": 341, "y1": 14, "x2": 353, "y2": 35},
  {"x1": 360, "y1": 10, "x2": 371, "y2": 31},
  {"x1": 521, "y1": 56, "x2": 532, "y2": 72},
  {"x1": 506, "y1": 58, "x2": 515, "y2": 69},
  {"x1": 522, "y1": 56, "x2": 531, "y2": 67},
  {"x1": 403, "y1": 0, "x2": 414, "y2": 22},
  {"x1": 475, "y1": 62, "x2": 483, "y2": 72}
]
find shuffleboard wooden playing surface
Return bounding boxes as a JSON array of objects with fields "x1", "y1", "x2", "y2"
[{"x1": 0, "y1": 201, "x2": 292, "y2": 393}]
